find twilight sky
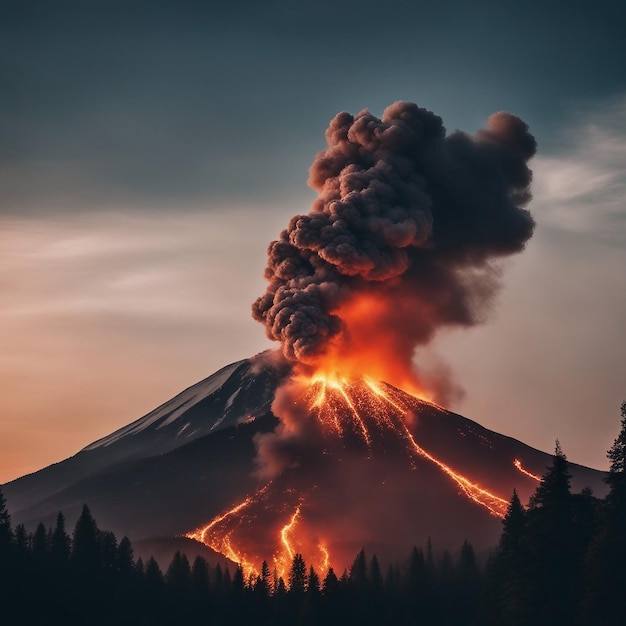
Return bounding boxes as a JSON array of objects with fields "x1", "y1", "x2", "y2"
[{"x1": 2, "y1": 0, "x2": 625, "y2": 483}]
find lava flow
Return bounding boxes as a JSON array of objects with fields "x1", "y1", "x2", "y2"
[
  {"x1": 187, "y1": 372, "x2": 509, "y2": 576},
  {"x1": 514, "y1": 458, "x2": 541, "y2": 481},
  {"x1": 189, "y1": 102, "x2": 537, "y2": 576}
]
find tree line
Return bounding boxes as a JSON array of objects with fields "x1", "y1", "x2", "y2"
[{"x1": 1, "y1": 401, "x2": 624, "y2": 625}]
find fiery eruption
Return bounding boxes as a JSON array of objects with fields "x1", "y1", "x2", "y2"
[
  {"x1": 188, "y1": 375, "x2": 511, "y2": 575},
  {"x1": 188, "y1": 101, "x2": 536, "y2": 576}
]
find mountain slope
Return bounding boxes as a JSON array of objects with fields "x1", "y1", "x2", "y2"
[
  {"x1": 3, "y1": 356, "x2": 283, "y2": 514},
  {"x1": 2, "y1": 355, "x2": 608, "y2": 567}
]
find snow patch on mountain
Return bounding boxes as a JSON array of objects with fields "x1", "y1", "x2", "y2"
[{"x1": 82, "y1": 360, "x2": 244, "y2": 451}]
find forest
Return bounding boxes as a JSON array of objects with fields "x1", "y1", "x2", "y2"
[{"x1": 1, "y1": 402, "x2": 624, "y2": 626}]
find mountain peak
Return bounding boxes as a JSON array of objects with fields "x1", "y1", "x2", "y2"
[{"x1": 3, "y1": 356, "x2": 608, "y2": 574}]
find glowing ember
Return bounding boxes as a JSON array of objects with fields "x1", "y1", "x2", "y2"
[{"x1": 514, "y1": 458, "x2": 541, "y2": 481}]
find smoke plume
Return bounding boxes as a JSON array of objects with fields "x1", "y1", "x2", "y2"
[{"x1": 253, "y1": 102, "x2": 535, "y2": 393}]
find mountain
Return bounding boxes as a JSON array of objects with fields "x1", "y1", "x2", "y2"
[
  {"x1": 3, "y1": 358, "x2": 282, "y2": 519},
  {"x1": 2, "y1": 354, "x2": 608, "y2": 571}
]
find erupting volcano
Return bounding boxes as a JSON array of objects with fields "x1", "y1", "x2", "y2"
[
  {"x1": 187, "y1": 101, "x2": 541, "y2": 575},
  {"x1": 187, "y1": 375, "x2": 513, "y2": 576},
  {"x1": 2, "y1": 102, "x2": 610, "y2": 586}
]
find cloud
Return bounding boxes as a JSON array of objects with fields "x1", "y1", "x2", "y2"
[
  {"x1": 429, "y1": 95, "x2": 626, "y2": 471},
  {"x1": 532, "y1": 96, "x2": 626, "y2": 240},
  {"x1": 0, "y1": 208, "x2": 277, "y2": 482}
]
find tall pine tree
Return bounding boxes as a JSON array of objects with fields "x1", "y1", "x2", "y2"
[
  {"x1": 580, "y1": 401, "x2": 626, "y2": 624},
  {"x1": 525, "y1": 442, "x2": 578, "y2": 626}
]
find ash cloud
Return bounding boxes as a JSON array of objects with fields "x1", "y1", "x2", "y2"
[{"x1": 253, "y1": 101, "x2": 535, "y2": 374}]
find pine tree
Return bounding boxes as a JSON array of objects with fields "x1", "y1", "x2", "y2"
[
  {"x1": 406, "y1": 546, "x2": 425, "y2": 591},
  {"x1": 134, "y1": 557, "x2": 145, "y2": 577},
  {"x1": 606, "y1": 401, "x2": 626, "y2": 507},
  {"x1": 529, "y1": 440, "x2": 571, "y2": 511},
  {"x1": 288, "y1": 553, "x2": 307, "y2": 594},
  {"x1": 0, "y1": 487, "x2": 13, "y2": 551},
  {"x1": 32, "y1": 522, "x2": 49, "y2": 562},
  {"x1": 166, "y1": 550, "x2": 192, "y2": 594},
  {"x1": 71, "y1": 504, "x2": 100, "y2": 576},
  {"x1": 580, "y1": 401, "x2": 626, "y2": 624},
  {"x1": 145, "y1": 556, "x2": 164, "y2": 591},
  {"x1": 275, "y1": 576, "x2": 287, "y2": 595},
  {"x1": 489, "y1": 489, "x2": 530, "y2": 626},
  {"x1": 499, "y1": 490, "x2": 526, "y2": 559},
  {"x1": 455, "y1": 540, "x2": 480, "y2": 624},
  {"x1": 369, "y1": 554, "x2": 383, "y2": 592},
  {"x1": 51, "y1": 512, "x2": 71, "y2": 566},
  {"x1": 191, "y1": 555, "x2": 210, "y2": 596},
  {"x1": 116, "y1": 536, "x2": 134, "y2": 576},
  {"x1": 272, "y1": 567, "x2": 280, "y2": 596},
  {"x1": 525, "y1": 442, "x2": 578, "y2": 625},
  {"x1": 458, "y1": 540, "x2": 478, "y2": 581},
  {"x1": 14, "y1": 523, "x2": 29, "y2": 554},
  {"x1": 349, "y1": 548, "x2": 368, "y2": 590},
  {"x1": 307, "y1": 565, "x2": 320, "y2": 595},
  {"x1": 232, "y1": 565, "x2": 245, "y2": 595},
  {"x1": 322, "y1": 567, "x2": 339, "y2": 596},
  {"x1": 99, "y1": 529, "x2": 118, "y2": 575},
  {"x1": 256, "y1": 559, "x2": 271, "y2": 596},
  {"x1": 144, "y1": 556, "x2": 166, "y2": 621},
  {"x1": 0, "y1": 489, "x2": 17, "y2": 619}
]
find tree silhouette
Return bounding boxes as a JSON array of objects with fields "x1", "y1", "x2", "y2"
[
  {"x1": 322, "y1": 566, "x2": 339, "y2": 596},
  {"x1": 288, "y1": 553, "x2": 307, "y2": 594},
  {"x1": 190, "y1": 555, "x2": 210, "y2": 595},
  {"x1": 606, "y1": 401, "x2": 626, "y2": 502},
  {"x1": 525, "y1": 442, "x2": 578, "y2": 625},
  {"x1": 487, "y1": 489, "x2": 530, "y2": 626},
  {"x1": 257, "y1": 559, "x2": 271, "y2": 596},
  {"x1": 32, "y1": 522, "x2": 49, "y2": 562},
  {"x1": 116, "y1": 536, "x2": 134, "y2": 576},
  {"x1": 166, "y1": 550, "x2": 191, "y2": 594},
  {"x1": 71, "y1": 504, "x2": 100, "y2": 576},
  {"x1": 51, "y1": 512, "x2": 71, "y2": 567},
  {"x1": 580, "y1": 401, "x2": 626, "y2": 624},
  {"x1": 232, "y1": 565, "x2": 245, "y2": 596},
  {"x1": 145, "y1": 556, "x2": 164, "y2": 592},
  {"x1": 307, "y1": 565, "x2": 320, "y2": 595},
  {"x1": 369, "y1": 554, "x2": 383, "y2": 592},
  {"x1": 0, "y1": 488, "x2": 13, "y2": 549},
  {"x1": 349, "y1": 548, "x2": 368, "y2": 590}
]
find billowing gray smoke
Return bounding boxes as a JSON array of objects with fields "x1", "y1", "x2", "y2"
[{"x1": 253, "y1": 102, "x2": 535, "y2": 371}]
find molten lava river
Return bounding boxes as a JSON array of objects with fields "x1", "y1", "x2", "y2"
[{"x1": 186, "y1": 374, "x2": 515, "y2": 577}]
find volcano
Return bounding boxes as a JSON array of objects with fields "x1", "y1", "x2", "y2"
[{"x1": 2, "y1": 353, "x2": 607, "y2": 574}]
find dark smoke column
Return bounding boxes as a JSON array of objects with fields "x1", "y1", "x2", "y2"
[{"x1": 253, "y1": 102, "x2": 536, "y2": 371}]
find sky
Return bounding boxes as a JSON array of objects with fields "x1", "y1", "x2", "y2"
[{"x1": 1, "y1": 0, "x2": 625, "y2": 484}]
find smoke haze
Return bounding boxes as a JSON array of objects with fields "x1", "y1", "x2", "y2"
[{"x1": 253, "y1": 102, "x2": 536, "y2": 395}]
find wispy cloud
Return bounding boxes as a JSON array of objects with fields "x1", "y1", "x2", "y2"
[{"x1": 532, "y1": 96, "x2": 626, "y2": 239}]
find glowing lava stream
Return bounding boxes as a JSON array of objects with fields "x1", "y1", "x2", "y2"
[
  {"x1": 187, "y1": 375, "x2": 510, "y2": 576},
  {"x1": 187, "y1": 488, "x2": 330, "y2": 578},
  {"x1": 361, "y1": 379, "x2": 509, "y2": 518},
  {"x1": 514, "y1": 458, "x2": 541, "y2": 481},
  {"x1": 186, "y1": 494, "x2": 259, "y2": 575}
]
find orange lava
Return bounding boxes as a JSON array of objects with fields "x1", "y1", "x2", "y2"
[
  {"x1": 187, "y1": 490, "x2": 330, "y2": 578},
  {"x1": 187, "y1": 368, "x2": 511, "y2": 576},
  {"x1": 305, "y1": 376, "x2": 508, "y2": 518},
  {"x1": 306, "y1": 292, "x2": 432, "y2": 399},
  {"x1": 514, "y1": 458, "x2": 541, "y2": 481},
  {"x1": 186, "y1": 494, "x2": 259, "y2": 575}
]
